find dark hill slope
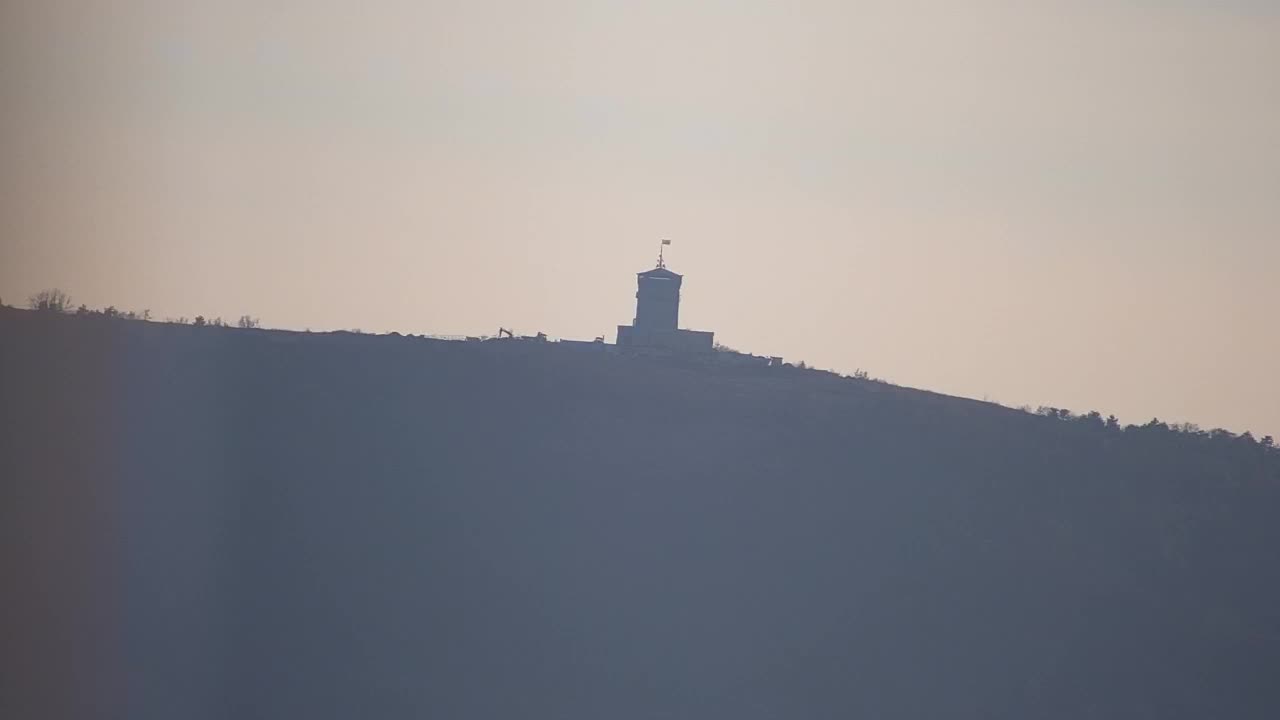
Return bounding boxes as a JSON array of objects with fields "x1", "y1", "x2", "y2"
[{"x1": 3, "y1": 307, "x2": 1279, "y2": 719}]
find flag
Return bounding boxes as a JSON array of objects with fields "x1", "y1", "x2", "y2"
[{"x1": 661, "y1": 239, "x2": 672, "y2": 245}]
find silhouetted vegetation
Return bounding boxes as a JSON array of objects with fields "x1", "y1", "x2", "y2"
[
  {"x1": 1030, "y1": 403, "x2": 1278, "y2": 461},
  {"x1": 14, "y1": 289, "x2": 260, "y2": 331},
  {"x1": 28, "y1": 288, "x2": 73, "y2": 312}
]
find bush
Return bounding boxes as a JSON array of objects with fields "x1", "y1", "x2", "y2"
[{"x1": 28, "y1": 289, "x2": 72, "y2": 312}]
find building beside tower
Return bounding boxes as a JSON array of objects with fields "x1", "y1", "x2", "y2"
[{"x1": 616, "y1": 244, "x2": 715, "y2": 352}]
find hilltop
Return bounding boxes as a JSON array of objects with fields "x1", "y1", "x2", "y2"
[{"x1": 4, "y1": 305, "x2": 1280, "y2": 720}]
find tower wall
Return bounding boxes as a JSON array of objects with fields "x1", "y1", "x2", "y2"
[
  {"x1": 616, "y1": 326, "x2": 714, "y2": 352},
  {"x1": 634, "y1": 275, "x2": 681, "y2": 331}
]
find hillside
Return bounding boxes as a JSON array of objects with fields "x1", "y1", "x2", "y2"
[{"x1": 4, "y1": 306, "x2": 1280, "y2": 720}]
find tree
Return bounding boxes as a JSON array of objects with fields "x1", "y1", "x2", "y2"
[
  {"x1": 1037, "y1": 406, "x2": 1073, "y2": 421},
  {"x1": 1143, "y1": 417, "x2": 1170, "y2": 432},
  {"x1": 28, "y1": 289, "x2": 72, "y2": 312},
  {"x1": 1078, "y1": 411, "x2": 1105, "y2": 429},
  {"x1": 238, "y1": 315, "x2": 260, "y2": 329},
  {"x1": 193, "y1": 315, "x2": 206, "y2": 327}
]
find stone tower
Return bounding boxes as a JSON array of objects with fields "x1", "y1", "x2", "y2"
[
  {"x1": 615, "y1": 245, "x2": 714, "y2": 352},
  {"x1": 633, "y1": 266, "x2": 682, "y2": 331}
]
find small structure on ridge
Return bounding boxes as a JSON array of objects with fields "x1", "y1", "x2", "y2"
[{"x1": 616, "y1": 240, "x2": 715, "y2": 352}]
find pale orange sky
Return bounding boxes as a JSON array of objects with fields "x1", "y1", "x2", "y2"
[{"x1": 2, "y1": 0, "x2": 1277, "y2": 436}]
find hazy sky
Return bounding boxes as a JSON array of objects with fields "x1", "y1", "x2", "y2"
[{"x1": 2, "y1": 0, "x2": 1277, "y2": 436}]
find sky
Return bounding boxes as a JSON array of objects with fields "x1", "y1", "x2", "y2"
[{"x1": 2, "y1": 0, "x2": 1277, "y2": 436}]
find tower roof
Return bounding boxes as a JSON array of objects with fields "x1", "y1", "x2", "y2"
[{"x1": 638, "y1": 266, "x2": 682, "y2": 280}]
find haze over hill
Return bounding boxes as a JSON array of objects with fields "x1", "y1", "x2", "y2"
[{"x1": 4, "y1": 306, "x2": 1279, "y2": 719}]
